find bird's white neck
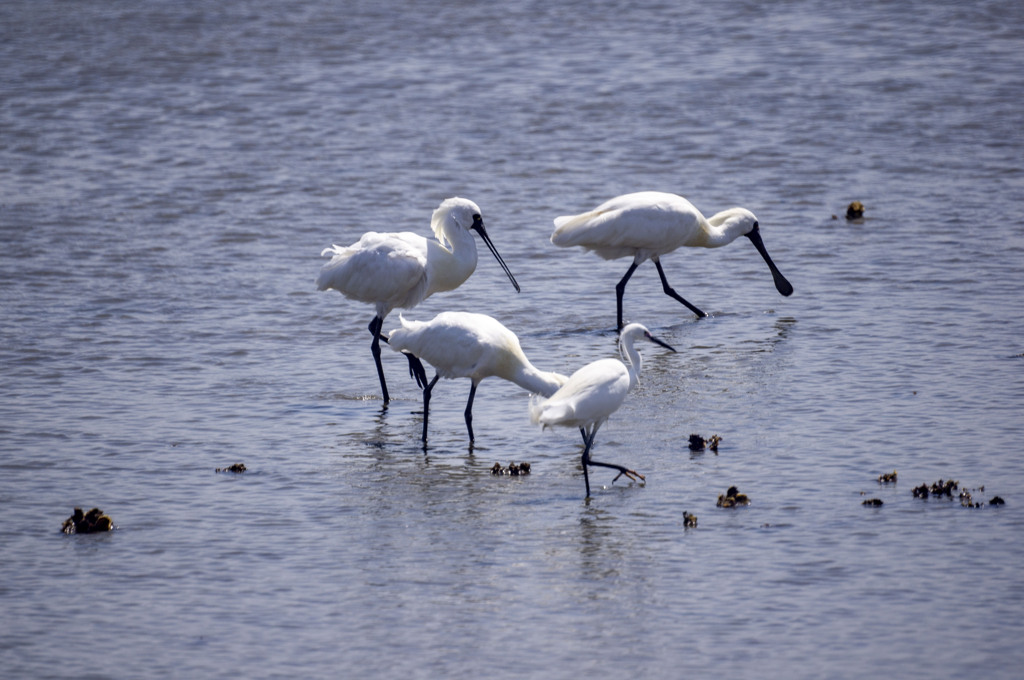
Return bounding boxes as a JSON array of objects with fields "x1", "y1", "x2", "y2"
[
  {"x1": 702, "y1": 208, "x2": 753, "y2": 248},
  {"x1": 619, "y1": 340, "x2": 642, "y2": 390},
  {"x1": 511, "y1": 364, "x2": 567, "y2": 398},
  {"x1": 429, "y1": 225, "x2": 479, "y2": 293}
]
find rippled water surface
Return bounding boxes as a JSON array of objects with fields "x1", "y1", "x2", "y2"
[{"x1": 3, "y1": 1, "x2": 1024, "y2": 677}]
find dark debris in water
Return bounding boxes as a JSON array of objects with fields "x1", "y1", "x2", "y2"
[
  {"x1": 491, "y1": 461, "x2": 531, "y2": 476},
  {"x1": 688, "y1": 433, "x2": 721, "y2": 453},
  {"x1": 216, "y1": 463, "x2": 247, "y2": 473},
  {"x1": 62, "y1": 507, "x2": 113, "y2": 534},
  {"x1": 717, "y1": 486, "x2": 750, "y2": 508},
  {"x1": 913, "y1": 478, "x2": 959, "y2": 498},
  {"x1": 862, "y1": 498, "x2": 884, "y2": 506},
  {"x1": 912, "y1": 479, "x2": 1003, "y2": 508}
]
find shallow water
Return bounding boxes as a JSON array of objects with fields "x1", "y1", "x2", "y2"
[{"x1": 2, "y1": 0, "x2": 1024, "y2": 677}]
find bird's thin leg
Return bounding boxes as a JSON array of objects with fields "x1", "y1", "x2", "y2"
[
  {"x1": 464, "y1": 382, "x2": 478, "y2": 442},
  {"x1": 580, "y1": 424, "x2": 645, "y2": 488},
  {"x1": 615, "y1": 261, "x2": 640, "y2": 331},
  {"x1": 580, "y1": 428, "x2": 594, "y2": 498},
  {"x1": 586, "y1": 458, "x2": 646, "y2": 485},
  {"x1": 368, "y1": 316, "x2": 390, "y2": 404},
  {"x1": 405, "y1": 354, "x2": 428, "y2": 389},
  {"x1": 421, "y1": 373, "x2": 440, "y2": 442},
  {"x1": 653, "y1": 258, "x2": 707, "y2": 318},
  {"x1": 366, "y1": 317, "x2": 426, "y2": 389}
]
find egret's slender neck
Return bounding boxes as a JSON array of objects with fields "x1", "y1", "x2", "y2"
[{"x1": 619, "y1": 339, "x2": 642, "y2": 389}]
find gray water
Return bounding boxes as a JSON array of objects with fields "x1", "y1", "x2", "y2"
[{"x1": 2, "y1": 0, "x2": 1024, "y2": 677}]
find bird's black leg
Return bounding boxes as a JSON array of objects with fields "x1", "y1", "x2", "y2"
[
  {"x1": 580, "y1": 427, "x2": 645, "y2": 492},
  {"x1": 405, "y1": 353, "x2": 428, "y2": 389},
  {"x1": 654, "y1": 258, "x2": 707, "y2": 318},
  {"x1": 464, "y1": 382, "x2": 478, "y2": 442},
  {"x1": 580, "y1": 428, "x2": 594, "y2": 498},
  {"x1": 368, "y1": 318, "x2": 428, "y2": 389},
  {"x1": 586, "y1": 458, "x2": 646, "y2": 485},
  {"x1": 615, "y1": 261, "x2": 640, "y2": 331},
  {"x1": 421, "y1": 373, "x2": 440, "y2": 442},
  {"x1": 368, "y1": 316, "x2": 390, "y2": 404}
]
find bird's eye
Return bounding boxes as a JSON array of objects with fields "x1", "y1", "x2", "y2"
[{"x1": 473, "y1": 214, "x2": 481, "y2": 221}]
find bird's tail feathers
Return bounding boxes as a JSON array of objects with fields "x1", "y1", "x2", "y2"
[
  {"x1": 529, "y1": 394, "x2": 573, "y2": 427},
  {"x1": 551, "y1": 209, "x2": 608, "y2": 246}
]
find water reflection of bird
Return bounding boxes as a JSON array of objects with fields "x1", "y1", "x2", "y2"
[
  {"x1": 317, "y1": 198, "x2": 520, "y2": 404},
  {"x1": 530, "y1": 323, "x2": 676, "y2": 498},
  {"x1": 550, "y1": 191, "x2": 793, "y2": 329},
  {"x1": 388, "y1": 312, "x2": 567, "y2": 443}
]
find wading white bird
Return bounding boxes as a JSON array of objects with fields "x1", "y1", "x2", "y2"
[
  {"x1": 551, "y1": 191, "x2": 794, "y2": 329},
  {"x1": 388, "y1": 312, "x2": 568, "y2": 443},
  {"x1": 317, "y1": 198, "x2": 520, "y2": 404},
  {"x1": 530, "y1": 323, "x2": 676, "y2": 498}
]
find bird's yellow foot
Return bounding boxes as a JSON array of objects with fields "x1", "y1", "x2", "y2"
[{"x1": 612, "y1": 469, "x2": 646, "y2": 484}]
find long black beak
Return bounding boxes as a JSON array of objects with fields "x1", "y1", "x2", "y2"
[
  {"x1": 745, "y1": 223, "x2": 793, "y2": 297},
  {"x1": 471, "y1": 218, "x2": 521, "y2": 293},
  {"x1": 645, "y1": 331, "x2": 678, "y2": 353}
]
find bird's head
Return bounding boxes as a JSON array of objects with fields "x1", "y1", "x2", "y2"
[
  {"x1": 712, "y1": 207, "x2": 759, "y2": 237},
  {"x1": 431, "y1": 197, "x2": 483, "y2": 241}
]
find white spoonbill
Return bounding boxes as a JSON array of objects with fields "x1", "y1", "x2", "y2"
[
  {"x1": 388, "y1": 311, "x2": 568, "y2": 443},
  {"x1": 551, "y1": 191, "x2": 794, "y2": 329},
  {"x1": 317, "y1": 197, "x2": 520, "y2": 404},
  {"x1": 529, "y1": 323, "x2": 676, "y2": 498}
]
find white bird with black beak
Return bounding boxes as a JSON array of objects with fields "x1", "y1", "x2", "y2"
[
  {"x1": 530, "y1": 323, "x2": 676, "y2": 498},
  {"x1": 551, "y1": 191, "x2": 793, "y2": 329},
  {"x1": 317, "y1": 197, "x2": 520, "y2": 404},
  {"x1": 388, "y1": 311, "x2": 567, "y2": 443}
]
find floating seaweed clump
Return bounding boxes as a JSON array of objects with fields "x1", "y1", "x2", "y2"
[
  {"x1": 717, "y1": 486, "x2": 750, "y2": 508},
  {"x1": 62, "y1": 507, "x2": 113, "y2": 534}
]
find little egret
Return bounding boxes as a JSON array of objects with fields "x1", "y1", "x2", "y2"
[
  {"x1": 317, "y1": 198, "x2": 520, "y2": 404},
  {"x1": 388, "y1": 312, "x2": 567, "y2": 443},
  {"x1": 529, "y1": 323, "x2": 676, "y2": 498},
  {"x1": 551, "y1": 191, "x2": 793, "y2": 329}
]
